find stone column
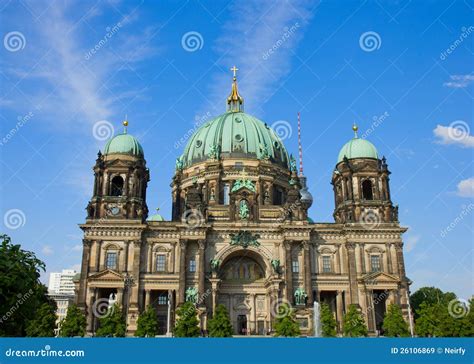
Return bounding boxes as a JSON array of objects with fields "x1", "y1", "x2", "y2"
[
  {"x1": 123, "y1": 241, "x2": 130, "y2": 272},
  {"x1": 336, "y1": 290, "x2": 344, "y2": 332},
  {"x1": 129, "y1": 241, "x2": 141, "y2": 310},
  {"x1": 117, "y1": 288, "x2": 124, "y2": 307},
  {"x1": 251, "y1": 293, "x2": 256, "y2": 334},
  {"x1": 147, "y1": 244, "x2": 153, "y2": 273},
  {"x1": 197, "y1": 240, "x2": 206, "y2": 303},
  {"x1": 145, "y1": 289, "x2": 151, "y2": 307},
  {"x1": 346, "y1": 243, "x2": 359, "y2": 305},
  {"x1": 284, "y1": 241, "x2": 293, "y2": 302},
  {"x1": 94, "y1": 240, "x2": 101, "y2": 272},
  {"x1": 178, "y1": 241, "x2": 187, "y2": 304},
  {"x1": 386, "y1": 243, "x2": 393, "y2": 274},
  {"x1": 86, "y1": 287, "x2": 96, "y2": 333},
  {"x1": 366, "y1": 289, "x2": 375, "y2": 333},
  {"x1": 302, "y1": 242, "x2": 313, "y2": 305},
  {"x1": 77, "y1": 239, "x2": 91, "y2": 308}
]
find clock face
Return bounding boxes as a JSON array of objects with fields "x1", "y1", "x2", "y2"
[{"x1": 110, "y1": 206, "x2": 120, "y2": 216}]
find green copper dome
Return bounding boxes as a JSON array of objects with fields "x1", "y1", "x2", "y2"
[
  {"x1": 147, "y1": 213, "x2": 165, "y2": 222},
  {"x1": 337, "y1": 137, "x2": 378, "y2": 163},
  {"x1": 181, "y1": 111, "x2": 290, "y2": 168},
  {"x1": 104, "y1": 133, "x2": 144, "y2": 157}
]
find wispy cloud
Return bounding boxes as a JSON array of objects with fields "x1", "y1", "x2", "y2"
[
  {"x1": 405, "y1": 234, "x2": 420, "y2": 253},
  {"x1": 204, "y1": 0, "x2": 315, "y2": 116},
  {"x1": 433, "y1": 123, "x2": 474, "y2": 148},
  {"x1": 457, "y1": 177, "x2": 474, "y2": 198},
  {"x1": 443, "y1": 74, "x2": 474, "y2": 88}
]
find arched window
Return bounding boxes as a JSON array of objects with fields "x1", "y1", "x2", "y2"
[
  {"x1": 362, "y1": 179, "x2": 373, "y2": 200},
  {"x1": 111, "y1": 176, "x2": 124, "y2": 196}
]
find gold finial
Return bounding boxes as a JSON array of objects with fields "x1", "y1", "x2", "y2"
[
  {"x1": 230, "y1": 65, "x2": 239, "y2": 80},
  {"x1": 352, "y1": 123, "x2": 358, "y2": 138},
  {"x1": 156, "y1": 208, "x2": 160, "y2": 213},
  {"x1": 123, "y1": 115, "x2": 128, "y2": 133}
]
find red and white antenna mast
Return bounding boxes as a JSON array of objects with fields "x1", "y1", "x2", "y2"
[{"x1": 297, "y1": 111, "x2": 303, "y2": 177}]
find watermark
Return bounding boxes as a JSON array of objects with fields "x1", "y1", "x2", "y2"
[
  {"x1": 447, "y1": 120, "x2": 470, "y2": 143},
  {"x1": 84, "y1": 22, "x2": 123, "y2": 60},
  {"x1": 359, "y1": 31, "x2": 382, "y2": 52},
  {"x1": 3, "y1": 31, "x2": 26, "y2": 52},
  {"x1": 174, "y1": 112, "x2": 211, "y2": 149},
  {"x1": 359, "y1": 209, "x2": 381, "y2": 230},
  {"x1": 181, "y1": 31, "x2": 204, "y2": 52},
  {"x1": 440, "y1": 203, "x2": 474, "y2": 238},
  {"x1": 3, "y1": 209, "x2": 26, "y2": 230},
  {"x1": 271, "y1": 120, "x2": 292, "y2": 141},
  {"x1": 0, "y1": 111, "x2": 34, "y2": 147},
  {"x1": 5, "y1": 345, "x2": 84, "y2": 358},
  {"x1": 180, "y1": 289, "x2": 211, "y2": 321},
  {"x1": 0, "y1": 289, "x2": 34, "y2": 325},
  {"x1": 361, "y1": 112, "x2": 390, "y2": 139},
  {"x1": 181, "y1": 209, "x2": 204, "y2": 229},
  {"x1": 262, "y1": 22, "x2": 300, "y2": 60},
  {"x1": 447, "y1": 298, "x2": 470, "y2": 319},
  {"x1": 270, "y1": 298, "x2": 293, "y2": 319},
  {"x1": 92, "y1": 120, "x2": 114, "y2": 141},
  {"x1": 440, "y1": 26, "x2": 474, "y2": 60},
  {"x1": 92, "y1": 298, "x2": 114, "y2": 319}
]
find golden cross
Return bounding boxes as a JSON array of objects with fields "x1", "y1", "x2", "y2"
[{"x1": 230, "y1": 65, "x2": 239, "y2": 78}]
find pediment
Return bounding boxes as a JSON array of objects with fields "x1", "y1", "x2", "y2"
[
  {"x1": 361, "y1": 271, "x2": 400, "y2": 285},
  {"x1": 106, "y1": 158, "x2": 132, "y2": 168},
  {"x1": 88, "y1": 269, "x2": 124, "y2": 281}
]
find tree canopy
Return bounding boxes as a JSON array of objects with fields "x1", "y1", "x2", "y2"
[
  {"x1": 382, "y1": 304, "x2": 409, "y2": 337},
  {"x1": 208, "y1": 304, "x2": 233, "y2": 337},
  {"x1": 95, "y1": 304, "x2": 126, "y2": 337},
  {"x1": 25, "y1": 302, "x2": 57, "y2": 337},
  {"x1": 135, "y1": 305, "x2": 159, "y2": 337},
  {"x1": 342, "y1": 305, "x2": 368, "y2": 337},
  {"x1": 320, "y1": 303, "x2": 337, "y2": 337},
  {"x1": 174, "y1": 302, "x2": 200, "y2": 337},
  {"x1": 273, "y1": 303, "x2": 301, "y2": 337},
  {"x1": 59, "y1": 304, "x2": 86, "y2": 337}
]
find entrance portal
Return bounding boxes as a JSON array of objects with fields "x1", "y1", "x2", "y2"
[{"x1": 237, "y1": 314, "x2": 247, "y2": 335}]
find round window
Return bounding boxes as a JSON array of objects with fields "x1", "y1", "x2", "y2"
[
  {"x1": 196, "y1": 140, "x2": 203, "y2": 148},
  {"x1": 235, "y1": 134, "x2": 244, "y2": 142},
  {"x1": 235, "y1": 117, "x2": 242, "y2": 123}
]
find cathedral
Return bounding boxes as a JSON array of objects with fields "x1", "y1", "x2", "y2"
[{"x1": 76, "y1": 69, "x2": 411, "y2": 336}]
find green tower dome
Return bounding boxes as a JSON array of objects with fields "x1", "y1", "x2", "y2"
[
  {"x1": 337, "y1": 124, "x2": 378, "y2": 163},
  {"x1": 103, "y1": 122, "x2": 144, "y2": 157},
  {"x1": 181, "y1": 111, "x2": 290, "y2": 168}
]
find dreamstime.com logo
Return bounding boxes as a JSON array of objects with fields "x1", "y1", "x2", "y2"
[
  {"x1": 447, "y1": 120, "x2": 470, "y2": 143},
  {"x1": 3, "y1": 209, "x2": 26, "y2": 230},
  {"x1": 359, "y1": 209, "x2": 381, "y2": 230},
  {"x1": 271, "y1": 120, "x2": 292, "y2": 141},
  {"x1": 359, "y1": 31, "x2": 382, "y2": 52},
  {"x1": 181, "y1": 209, "x2": 204, "y2": 229},
  {"x1": 181, "y1": 31, "x2": 204, "y2": 52},
  {"x1": 3, "y1": 31, "x2": 26, "y2": 52},
  {"x1": 92, "y1": 120, "x2": 115, "y2": 141},
  {"x1": 270, "y1": 298, "x2": 293, "y2": 319},
  {"x1": 4, "y1": 345, "x2": 85, "y2": 358},
  {"x1": 448, "y1": 298, "x2": 470, "y2": 319},
  {"x1": 92, "y1": 298, "x2": 115, "y2": 319}
]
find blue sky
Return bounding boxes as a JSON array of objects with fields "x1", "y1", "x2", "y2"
[{"x1": 0, "y1": 0, "x2": 472, "y2": 297}]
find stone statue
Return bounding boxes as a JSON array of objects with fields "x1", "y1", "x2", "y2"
[
  {"x1": 259, "y1": 143, "x2": 270, "y2": 160},
  {"x1": 271, "y1": 259, "x2": 280, "y2": 274},
  {"x1": 229, "y1": 231, "x2": 261, "y2": 248},
  {"x1": 294, "y1": 287, "x2": 307, "y2": 306},
  {"x1": 239, "y1": 200, "x2": 249, "y2": 220},
  {"x1": 290, "y1": 154, "x2": 297, "y2": 173},
  {"x1": 185, "y1": 287, "x2": 198, "y2": 303},
  {"x1": 232, "y1": 179, "x2": 256, "y2": 193},
  {"x1": 108, "y1": 293, "x2": 117, "y2": 308},
  {"x1": 210, "y1": 259, "x2": 220, "y2": 272},
  {"x1": 175, "y1": 156, "x2": 184, "y2": 171},
  {"x1": 208, "y1": 144, "x2": 220, "y2": 160}
]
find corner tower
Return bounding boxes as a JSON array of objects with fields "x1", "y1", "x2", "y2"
[
  {"x1": 86, "y1": 120, "x2": 150, "y2": 222},
  {"x1": 331, "y1": 124, "x2": 397, "y2": 225}
]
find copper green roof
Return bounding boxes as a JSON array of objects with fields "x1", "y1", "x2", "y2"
[
  {"x1": 337, "y1": 137, "x2": 378, "y2": 163},
  {"x1": 147, "y1": 213, "x2": 165, "y2": 222},
  {"x1": 181, "y1": 111, "x2": 290, "y2": 168},
  {"x1": 103, "y1": 133, "x2": 144, "y2": 156}
]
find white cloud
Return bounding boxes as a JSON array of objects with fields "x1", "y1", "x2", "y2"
[
  {"x1": 457, "y1": 177, "x2": 474, "y2": 198},
  {"x1": 42, "y1": 245, "x2": 54, "y2": 256},
  {"x1": 433, "y1": 123, "x2": 474, "y2": 148},
  {"x1": 72, "y1": 244, "x2": 83, "y2": 252},
  {"x1": 443, "y1": 74, "x2": 474, "y2": 88},
  {"x1": 204, "y1": 1, "x2": 314, "y2": 116},
  {"x1": 405, "y1": 234, "x2": 420, "y2": 253}
]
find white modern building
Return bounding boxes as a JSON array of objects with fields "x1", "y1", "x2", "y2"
[{"x1": 48, "y1": 269, "x2": 76, "y2": 295}]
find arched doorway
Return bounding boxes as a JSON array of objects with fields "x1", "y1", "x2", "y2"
[{"x1": 216, "y1": 252, "x2": 269, "y2": 335}]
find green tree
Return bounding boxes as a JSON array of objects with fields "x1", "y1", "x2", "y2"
[
  {"x1": 59, "y1": 304, "x2": 86, "y2": 337},
  {"x1": 415, "y1": 302, "x2": 444, "y2": 337},
  {"x1": 95, "y1": 304, "x2": 126, "y2": 337},
  {"x1": 382, "y1": 304, "x2": 410, "y2": 337},
  {"x1": 25, "y1": 302, "x2": 57, "y2": 337},
  {"x1": 208, "y1": 304, "x2": 233, "y2": 337},
  {"x1": 342, "y1": 305, "x2": 368, "y2": 337},
  {"x1": 273, "y1": 304, "x2": 301, "y2": 337},
  {"x1": 135, "y1": 305, "x2": 159, "y2": 337},
  {"x1": 320, "y1": 303, "x2": 337, "y2": 337},
  {"x1": 410, "y1": 287, "x2": 456, "y2": 319},
  {"x1": 174, "y1": 302, "x2": 200, "y2": 337},
  {"x1": 0, "y1": 234, "x2": 51, "y2": 337}
]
